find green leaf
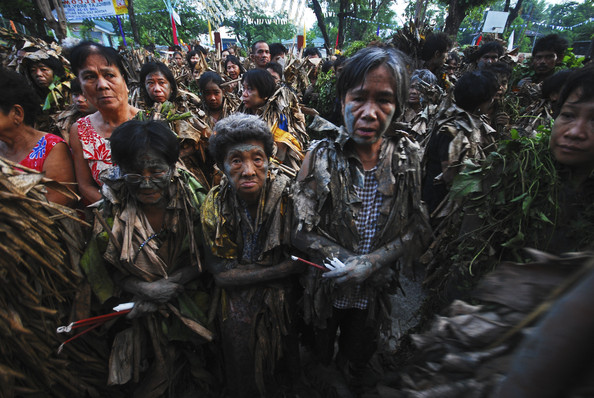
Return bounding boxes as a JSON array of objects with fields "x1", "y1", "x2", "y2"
[
  {"x1": 510, "y1": 128, "x2": 519, "y2": 140},
  {"x1": 42, "y1": 94, "x2": 52, "y2": 111},
  {"x1": 450, "y1": 172, "x2": 482, "y2": 199},
  {"x1": 537, "y1": 211, "x2": 554, "y2": 224}
]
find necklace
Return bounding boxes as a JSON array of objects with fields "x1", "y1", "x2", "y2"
[{"x1": 137, "y1": 231, "x2": 161, "y2": 253}]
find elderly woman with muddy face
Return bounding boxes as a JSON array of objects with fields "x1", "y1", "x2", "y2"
[
  {"x1": 81, "y1": 119, "x2": 211, "y2": 396},
  {"x1": 293, "y1": 46, "x2": 430, "y2": 391},
  {"x1": 201, "y1": 113, "x2": 302, "y2": 398}
]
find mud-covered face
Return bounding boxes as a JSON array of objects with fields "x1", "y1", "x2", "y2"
[
  {"x1": 550, "y1": 89, "x2": 594, "y2": 173},
  {"x1": 145, "y1": 71, "x2": 172, "y2": 104},
  {"x1": 173, "y1": 54, "x2": 184, "y2": 66},
  {"x1": 408, "y1": 83, "x2": 421, "y2": 105},
  {"x1": 122, "y1": 149, "x2": 172, "y2": 206},
  {"x1": 267, "y1": 68, "x2": 281, "y2": 84},
  {"x1": 341, "y1": 65, "x2": 397, "y2": 146},
  {"x1": 190, "y1": 53, "x2": 200, "y2": 64},
  {"x1": 223, "y1": 140, "x2": 268, "y2": 205}
]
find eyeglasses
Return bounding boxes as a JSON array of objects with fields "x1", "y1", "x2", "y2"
[{"x1": 123, "y1": 170, "x2": 171, "y2": 185}]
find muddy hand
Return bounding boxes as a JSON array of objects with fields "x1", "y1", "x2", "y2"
[{"x1": 323, "y1": 255, "x2": 376, "y2": 285}]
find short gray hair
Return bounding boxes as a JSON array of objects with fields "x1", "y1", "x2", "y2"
[{"x1": 209, "y1": 113, "x2": 274, "y2": 168}]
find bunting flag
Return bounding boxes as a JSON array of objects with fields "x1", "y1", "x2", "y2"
[
  {"x1": 208, "y1": 20, "x2": 213, "y2": 45},
  {"x1": 171, "y1": 14, "x2": 179, "y2": 45},
  {"x1": 116, "y1": 15, "x2": 127, "y2": 46},
  {"x1": 507, "y1": 30, "x2": 515, "y2": 51},
  {"x1": 9, "y1": 20, "x2": 17, "y2": 33},
  {"x1": 172, "y1": 9, "x2": 181, "y2": 26}
]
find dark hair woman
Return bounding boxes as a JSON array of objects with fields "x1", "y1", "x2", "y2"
[
  {"x1": 240, "y1": 69, "x2": 276, "y2": 113},
  {"x1": 198, "y1": 71, "x2": 227, "y2": 127},
  {"x1": 0, "y1": 68, "x2": 76, "y2": 206},
  {"x1": 139, "y1": 61, "x2": 178, "y2": 106},
  {"x1": 83, "y1": 119, "x2": 212, "y2": 396},
  {"x1": 224, "y1": 55, "x2": 245, "y2": 94},
  {"x1": 68, "y1": 41, "x2": 139, "y2": 205}
]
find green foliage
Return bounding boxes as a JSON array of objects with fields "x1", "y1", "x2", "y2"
[
  {"x1": 224, "y1": 8, "x2": 296, "y2": 50},
  {"x1": 309, "y1": 0, "x2": 396, "y2": 46},
  {"x1": 563, "y1": 48, "x2": 586, "y2": 69},
  {"x1": 118, "y1": 0, "x2": 209, "y2": 46},
  {"x1": 311, "y1": 69, "x2": 337, "y2": 123},
  {"x1": 456, "y1": 5, "x2": 490, "y2": 44},
  {"x1": 80, "y1": 19, "x2": 95, "y2": 41},
  {"x1": 449, "y1": 130, "x2": 594, "y2": 280},
  {"x1": 341, "y1": 40, "x2": 367, "y2": 57}
]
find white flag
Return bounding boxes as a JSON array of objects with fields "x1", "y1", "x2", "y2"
[
  {"x1": 172, "y1": 9, "x2": 181, "y2": 26},
  {"x1": 507, "y1": 30, "x2": 515, "y2": 51}
]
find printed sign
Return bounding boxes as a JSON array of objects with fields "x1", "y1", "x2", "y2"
[
  {"x1": 482, "y1": 11, "x2": 509, "y2": 34},
  {"x1": 62, "y1": 0, "x2": 128, "y2": 22}
]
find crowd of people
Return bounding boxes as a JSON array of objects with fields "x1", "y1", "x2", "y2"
[{"x1": 1, "y1": 27, "x2": 593, "y2": 397}]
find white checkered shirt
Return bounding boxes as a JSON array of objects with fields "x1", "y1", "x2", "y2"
[{"x1": 334, "y1": 166, "x2": 383, "y2": 310}]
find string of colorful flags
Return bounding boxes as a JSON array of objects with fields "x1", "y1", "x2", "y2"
[{"x1": 90, "y1": 6, "x2": 594, "y2": 33}]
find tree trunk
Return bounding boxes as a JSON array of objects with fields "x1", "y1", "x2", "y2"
[
  {"x1": 127, "y1": 0, "x2": 140, "y2": 46},
  {"x1": 369, "y1": 0, "x2": 389, "y2": 21},
  {"x1": 50, "y1": 0, "x2": 67, "y2": 39},
  {"x1": 443, "y1": 0, "x2": 465, "y2": 37},
  {"x1": 33, "y1": 0, "x2": 66, "y2": 40},
  {"x1": 414, "y1": 0, "x2": 424, "y2": 25},
  {"x1": 310, "y1": 0, "x2": 331, "y2": 53},
  {"x1": 505, "y1": 0, "x2": 524, "y2": 30},
  {"x1": 336, "y1": 0, "x2": 348, "y2": 50}
]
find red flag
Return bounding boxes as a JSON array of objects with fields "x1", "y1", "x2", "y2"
[
  {"x1": 476, "y1": 34, "x2": 483, "y2": 46},
  {"x1": 171, "y1": 15, "x2": 179, "y2": 45}
]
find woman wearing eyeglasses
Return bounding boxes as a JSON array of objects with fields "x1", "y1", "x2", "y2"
[{"x1": 81, "y1": 119, "x2": 213, "y2": 395}]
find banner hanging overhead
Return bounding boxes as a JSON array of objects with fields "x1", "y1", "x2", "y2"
[{"x1": 62, "y1": 0, "x2": 128, "y2": 22}]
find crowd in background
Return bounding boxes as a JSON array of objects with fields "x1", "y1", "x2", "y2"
[{"x1": 1, "y1": 27, "x2": 593, "y2": 397}]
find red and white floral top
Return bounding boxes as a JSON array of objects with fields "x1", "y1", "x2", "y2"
[{"x1": 77, "y1": 116, "x2": 112, "y2": 184}]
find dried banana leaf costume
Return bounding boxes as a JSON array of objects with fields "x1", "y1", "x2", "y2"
[
  {"x1": 422, "y1": 101, "x2": 496, "y2": 216},
  {"x1": 240, "y1": 86, "x2": 309, "y2": 171},
  {"x1": 80, "y1": 167, "x2": 213, "y2": 397},
  {"x1": 137, "y1": 96, "x2": 215, "y2": 189},
  {"x1": 294, "y1": 121, "x2": 430, "y2": 332},
  {"x1": 201, "y1": 165, "x2": 298, "y2": 396}
]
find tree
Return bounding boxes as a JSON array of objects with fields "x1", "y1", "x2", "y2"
[
  {"x1": 118, "y1": 0, "x2": 209, "y2": 46},
  {"x1": 503, "y1": 0, "x2": 524, "y2": 30},
  {"x1": 33, "y1": 0, "x2": 68, "y2": 40},
  {"x1": 0, "y1": 0, "x2": 66, "y2": 41},
  {"x1": 309, "y1": 0, "x2": 332, "y2": 53},
  {"x1": 127, "y1": 0, "x2": 140, "y2": 45},
  {"x1": 308, "y1": 0, "x2": 395, "y2": 51},
  {"x1": 438, "y1": 0, "x2": 495, "y2": 37},
  {"x1": 224, "y1": 8, "x2": 296, "y2": 50},
  {"x1": 546, "y1": 1, "x2": 594, "y2": 42}
]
